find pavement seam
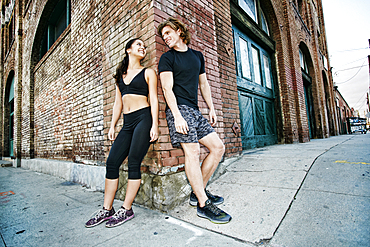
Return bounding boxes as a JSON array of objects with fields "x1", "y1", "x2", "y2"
[
  {"x1": 266, "y1": 136, "x2": 354, "y2": 245},
  {"x1": 300, "y1": 188, "x2": 370, "y2": 198},
  {"x1": 0, "y1": 232, "x2": 7, "y2": 247}
]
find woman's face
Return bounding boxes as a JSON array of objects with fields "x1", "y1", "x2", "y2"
[{"x1": 127, "y1": 39, "x2": 146, "y2": 59}]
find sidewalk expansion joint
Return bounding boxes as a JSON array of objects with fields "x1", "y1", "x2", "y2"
[
  {"x1": 269, "y1": 137, "x2": 354, "y2": 241},
  {"x1": 301, "y1": 188, "x2": 370, "y2": 198}
]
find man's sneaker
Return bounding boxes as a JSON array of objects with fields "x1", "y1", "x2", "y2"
[
  {"x1": 105, "y1": 207, "x2": 134, "y2": 228},
  {"x1": 189, "y1": 189, "x2": 224, "y2": 206},
  {"x1": 197, "y1": 199, "x2": 232, "y2": 224},
  {"x1": 85, "y1": 207, "x2": 115, "y2": 228}
]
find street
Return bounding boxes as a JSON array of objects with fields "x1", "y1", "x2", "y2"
[{"x1": 1, "y1": 134, "x2": 369, "y2": 247}]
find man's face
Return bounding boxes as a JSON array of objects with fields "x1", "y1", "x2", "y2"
[{"x1": 161, "y1": 26, "x2": 182, "y2": 48}]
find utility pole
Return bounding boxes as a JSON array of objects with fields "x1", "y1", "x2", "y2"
[
  {"x1": 368, "y1": 39, "x2": 370, "y2": 112},
  {"x1": 367, "y1": 39, "x2": 370, "y2": 117}
]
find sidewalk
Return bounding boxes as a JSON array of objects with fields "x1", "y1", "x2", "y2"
[
  {"x1": 0, "y1": 135, "x2": 362, "y2": 246},
  {"x1": 169, "y1": 134, "x2": 357, "y2": 244}
]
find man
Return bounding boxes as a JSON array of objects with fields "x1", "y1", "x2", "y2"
[{"x1": 157, "y1": 17, "x2": 231, "y2": 224}]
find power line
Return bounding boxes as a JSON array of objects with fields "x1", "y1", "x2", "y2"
[
  {"x1": 335, "y1": 64, "x2": 367, "y2": 72},
  {"x1": 352, "y1": 92, "x2": 367, "y2": 108},
  {"x1": 335, "y1": 60, "x2": 367, "y2": 85},
  {"x1": 334, "y1": 47, "x2": 369, "y2": 53},
  {"x1": 333, "y1": 56, "x2": 368, "y2": 69}
]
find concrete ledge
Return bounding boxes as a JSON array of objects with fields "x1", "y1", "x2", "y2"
[
  {"x1": 21, "y1": 159, "x2": 105, "y2": 191},
  {"x1": 0, "y1": 160, "x2": 13, "y2": 167},
  {"x1": 18, "y1": 156, "x2": 233, "y2": 213}
]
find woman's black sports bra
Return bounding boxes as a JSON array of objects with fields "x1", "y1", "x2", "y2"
[{"x1": 118, "y1": 68, "x2": 149, "y2": 97}]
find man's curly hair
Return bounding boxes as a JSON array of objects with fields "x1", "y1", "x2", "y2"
[{"x1": 157, "y1": 17, "x2": 191, "y2": 45}]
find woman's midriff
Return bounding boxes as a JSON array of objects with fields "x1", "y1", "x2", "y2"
[{"x1": 122, "y1": 94, "x2": 150, "y2": 114}]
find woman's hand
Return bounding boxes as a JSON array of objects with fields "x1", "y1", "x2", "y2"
[
  {"x1": 150, "y1": 125, "x2": 159, "y2": 142},
  {"x1": 108, "y1": 126, "x2": 116, "y2": 140}
]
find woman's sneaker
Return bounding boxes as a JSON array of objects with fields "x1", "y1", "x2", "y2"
[
  {"x1": 85, "y1": 207, "x2": 115, "y2": 228},
  {"x1": 105, "y1": 207, "x2": 134, "y2": 228},
  {"x1": 189, "y1": 189, "x2": 224, "y2": 206},
  {"x1": 197, "y1": 199, "x2": 232, "y2": 224}
]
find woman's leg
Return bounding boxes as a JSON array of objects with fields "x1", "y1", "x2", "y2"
[
  {"x1": 122, "y1": 113, "x2": 152, "y2": 209},
  {"x1": 104, "y1": 127, "x2": 132, "y2": 209},
  {"x1": 103, "y1": 178, "x2": 119, "y2": 210},
  {"x1": 122, "y1": 179, "x2": 141, "y2": 210}
]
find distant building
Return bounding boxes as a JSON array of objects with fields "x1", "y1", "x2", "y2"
[
  {"x1": 1, "y1": 0, "x2": 342, "y2": 211},
  {"x1": 334, "y1": 86, "x2": 353, "y2": 134}
]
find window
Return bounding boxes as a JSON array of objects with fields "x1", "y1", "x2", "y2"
[
  {"x1": 8, "y1": 76, "x2": 14, "y2": 157},
  {"x1": 234, "y1": 27, "x2": 274, "y2": 91},
  {"x1": 299, "y1": 49, "x2": 308, "y2": 73},
  {"x1": 40, "y1": 0, "x2": 70, "y2": 59},
  {"x1": 252, "y1": 46, "x2": 262, "y2": 85},
  {"x1": 238, "y1": 0, "x2": 270, "y2": 35},
  {"x1": 263, "y1": 55, "x2": 272, "y2": 88},
  {"x1": 239, "y1": 0, "x2": 257, "y2": 22},
  {"x1": 261, "y1": 11, "x2": 269, "y2": 35},
  {"x1": 239, "y1": 37, "x2": 252, "y2": 80}
]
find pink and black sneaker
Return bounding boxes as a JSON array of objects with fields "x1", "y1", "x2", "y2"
[
  {"x1": 85, "y1": 207, "x2": 115, "y2": 228},
  {"x1": 105, "y1": 206, "x2": 134, "y2": 228}
]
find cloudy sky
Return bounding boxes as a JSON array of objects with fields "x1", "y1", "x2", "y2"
[{"x1": 322, "y1": 0, "x2": 370, "y2": 117}]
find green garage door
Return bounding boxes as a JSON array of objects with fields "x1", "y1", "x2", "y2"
[{"x1": 233, "y1": 26, "x2": 277, "y2": 149}]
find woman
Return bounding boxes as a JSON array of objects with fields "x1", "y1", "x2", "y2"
[{"x1": 85, "y1": 38, "x2": 158, "y2": 228}]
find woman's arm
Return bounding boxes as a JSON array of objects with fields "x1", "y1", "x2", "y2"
[
  {"x1": 147, "y1": 68, "x2": 159, "y2": 142},
  {"x1": 108, "y1": 85, "x2": 123, "y2": 140}
]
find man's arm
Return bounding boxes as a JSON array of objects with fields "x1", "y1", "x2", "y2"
[
  {"x1": 199, "y1": 73, "x2": 217, "y2": 126},
  {"x1": 160, "y1": 72, "x2": 189, "y2": 134}
]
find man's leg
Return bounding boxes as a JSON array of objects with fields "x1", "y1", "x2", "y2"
[
  {"x1": 181, "y1": 142, "x2": 209, "y2": 207},
  {"x1": 198, "y1": 132, "x2": 225, "y2": 187}
]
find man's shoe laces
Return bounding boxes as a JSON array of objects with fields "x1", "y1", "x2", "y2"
[{"x1": 206, "y1": 202, "x2": 222, "y2": 215}]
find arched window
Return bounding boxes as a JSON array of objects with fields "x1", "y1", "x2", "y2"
[
  {"x1": 7, "y1": 75, "x2": 15, "y2": 157},
  {"x1": 238, "y1": 0, "x2": 270, "y2": 35},
  {"x1": 40, "y1": 0, "x2": 71, "y2": 59}
]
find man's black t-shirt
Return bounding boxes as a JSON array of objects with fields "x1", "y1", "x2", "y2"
[{"x1": 158, "y1": 48, "x2": 205, "y2": 110}]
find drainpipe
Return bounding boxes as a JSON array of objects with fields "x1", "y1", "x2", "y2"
[{"x1": 16, "y1": 0, "x2": 23, "y2": 167}]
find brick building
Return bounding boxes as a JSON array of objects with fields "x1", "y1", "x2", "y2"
[
  {"x1": 1, "y1": 0, "x2": 339, "y2": 211},
  {"x1": 334, "y1": 86, "x2": 353, "y2": 134}
]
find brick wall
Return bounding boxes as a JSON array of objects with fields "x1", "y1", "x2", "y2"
[
  {"x1": 213, "y1": 0, "x2": 242, "y2": 157},
  {"x1": 153, "y1": 0, "x2": 229, "y2": 169},
  {"x1": 1, "y1": 0, "x2": 339, "y2": 177},
  {"x1": 101, "y1": 0, "x2": 158, "y2": 173}
]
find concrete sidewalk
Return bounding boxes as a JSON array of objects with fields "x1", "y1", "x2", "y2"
[
  {"x1": 0, "y1": 165, "x2": 248, "y2": 247},
  {"x1": 0, "y1": 134, "x2": 361, "y2": 246},
  {"x1": 168, "y1": 134, "x2": 356, "y2": 244}
]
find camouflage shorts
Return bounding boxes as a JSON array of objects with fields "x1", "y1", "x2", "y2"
[{"x1": 166, "y1": 105, "x2": 215, "y2": 148}]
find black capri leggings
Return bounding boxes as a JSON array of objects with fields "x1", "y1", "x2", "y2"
[{"x1": 106, "y1": 107, "x2": 152, "y2": 180}]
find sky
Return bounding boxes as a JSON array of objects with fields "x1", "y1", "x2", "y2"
[{"x1": 321, "y1": 0, "x2": 370, "y2": 117}]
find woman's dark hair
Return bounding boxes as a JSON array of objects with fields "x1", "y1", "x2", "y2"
[{"x1": 113, "y1": 38, "x2": 140, "y2": 85}]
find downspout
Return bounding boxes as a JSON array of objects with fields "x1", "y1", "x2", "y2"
[{"x1": 16, "y1": 0, "x2": 23, "y2": 167}]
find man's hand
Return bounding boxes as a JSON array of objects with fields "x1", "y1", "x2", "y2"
[
  {"x1": 175, "y1": 115, "x2": 189, "y2": 135},
  {"x1": 209, "y1": 109, "x2": 217, "y2": 127}
]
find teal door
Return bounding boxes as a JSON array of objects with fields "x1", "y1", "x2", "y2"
[
  {"x1": 303, "y1": 77, "x2": 315, "y2": 139},
  {"x1": 8, "y1": 77, "x2": 14, "y2": 157},
  {"x1": 233, "y1": 26, "x2": 277, "y2": 149}
]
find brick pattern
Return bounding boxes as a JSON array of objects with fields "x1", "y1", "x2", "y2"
[
  {"x1": 100, "y1": 0, "x2": 158, "y2": 173},
  {"x1": 213, "y1": 0, "x2": 242, "y2": 157},
  {"x1": 153, "y1": 0, "x2": 227, "y2": 168},
  {"x1": 33, "y1": 27, "x2": 72, "y2": 160}
]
